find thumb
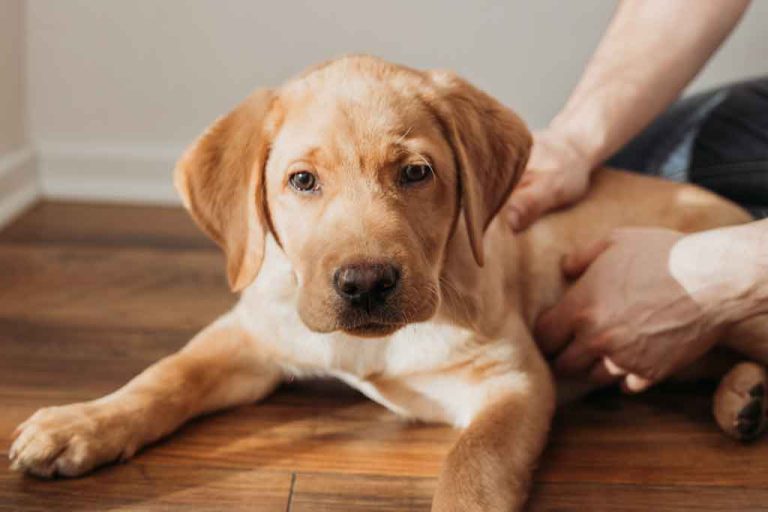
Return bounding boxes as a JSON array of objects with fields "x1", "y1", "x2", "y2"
[
  {"x1": 562, "y1": 237, "x2": 613, "y2": 279},
  {"x1": 505, "y1": 179, "x2": 554, "y2": 232}
]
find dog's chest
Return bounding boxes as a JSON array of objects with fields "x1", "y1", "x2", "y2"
[
  {"x1": 238, "y1": 288, "x2": 475, "y2": 377},
  {"x1": 256, "y1": 313, "x2": 495, "y2": 425}
]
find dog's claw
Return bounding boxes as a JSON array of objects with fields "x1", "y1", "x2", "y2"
[{"x1": 735, "y1": 395, "x2": 765, "y2": 441}]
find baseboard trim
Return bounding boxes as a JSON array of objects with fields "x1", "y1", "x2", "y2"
[
  {"x1": 37, "y1": 143, "x2": 186, "y2": 205},
  {"x1": 0, "y1": 147, "x2": 38, "y2": 229}
]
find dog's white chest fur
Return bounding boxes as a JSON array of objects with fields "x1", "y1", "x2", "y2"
[{"x1": 234, "y1": 239, "x2": 528, "y2": 427}]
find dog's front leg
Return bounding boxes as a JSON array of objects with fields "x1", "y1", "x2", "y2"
[
  {"x1": 10, "y1": 313, "x2": 281, "y2": 477},
  {"x1": 431, "y1": 354, "x2": 555, "y2": 512}
]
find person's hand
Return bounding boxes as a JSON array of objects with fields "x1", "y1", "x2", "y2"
[
  {"x1": 505, "y1": 129, "x2": 593, "y2": 231},
  {"x1": 535, "y1": 227, "x2": 736, "y2": 392}
]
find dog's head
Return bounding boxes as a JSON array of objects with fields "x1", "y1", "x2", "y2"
[{"x1": 175, "y1": 55, "x2": 530, "y2": 337}]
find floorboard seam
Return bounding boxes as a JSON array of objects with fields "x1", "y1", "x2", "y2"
[{"x1": 285, "y1": 472, "x2": 297, "y2": 512}]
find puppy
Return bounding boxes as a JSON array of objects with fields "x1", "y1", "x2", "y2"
[{"x1": 10, "y1": 55, "x2": 768, "y2": 511}]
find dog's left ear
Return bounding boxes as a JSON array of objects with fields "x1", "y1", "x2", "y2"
[{"x1": 426, "y1": 70, "x2": 532, "y2": 265}]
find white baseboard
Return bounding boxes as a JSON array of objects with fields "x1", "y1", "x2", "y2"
[
  {"x1": 37, "y1": 143, "x2": 186, "y2": 205},
  {"x1": 0, "y1": 147, "x2": 38, "y2": 229}
]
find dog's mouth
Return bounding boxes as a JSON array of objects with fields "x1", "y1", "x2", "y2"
[
  {"x1": 335, "y1": 305, "x2": 409, "y2": 338},
  {"x1": 341, "y1": 321, "x2": 405, "y2": 338}
]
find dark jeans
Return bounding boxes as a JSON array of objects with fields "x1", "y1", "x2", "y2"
[{"x1": 608, "y1": 77, "x2": 768, "y2": 219}]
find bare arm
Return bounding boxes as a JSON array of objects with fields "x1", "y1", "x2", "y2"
[
  {"x1": 506, "y1": 0, "x2": 750, "y2": 230},
  {"x1": 670, "y1": 218, "x2": 768, "y2": 328},
  {"x1": 552, "y1": 0, "x2": 749, "y2": 166}
]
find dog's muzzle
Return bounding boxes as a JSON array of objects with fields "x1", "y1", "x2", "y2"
[{"x1": 332, "y1": 261, "x2": 405, "y2": 335}]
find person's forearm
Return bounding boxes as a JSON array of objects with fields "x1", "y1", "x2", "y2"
[
  {"x1": 548, "y1": 0, "x2": 749, "y2": 169},
  {"x1": 671, "y1": 219, "x2": 768, "y2": 324}
]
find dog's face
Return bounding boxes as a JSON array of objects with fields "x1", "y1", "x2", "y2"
[
  {"x1": 264, "y1": 75, "x2": 458, "y2": 336},
  {"x1": 175, "y1": 56, "x2": 531, "y2": 337}
]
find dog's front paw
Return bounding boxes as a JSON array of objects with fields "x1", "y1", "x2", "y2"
[{"x1": 9, "y1": 402, "x2": 138, "y2": 478}]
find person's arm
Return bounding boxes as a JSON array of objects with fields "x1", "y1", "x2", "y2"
[
  {"x1": 506, "y1": 0, "x2": 750, "y2": 231},
  {"x1": 535, "y1": 220, "x2": 768, "y2": 392}
]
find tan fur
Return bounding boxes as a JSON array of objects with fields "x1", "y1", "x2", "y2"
[
  {"x1": 713, "y1": 362, "x2": 767, "y2": 440},
  {"x1": 11, "y1": 55, "x2": 767, "y2": 511}
]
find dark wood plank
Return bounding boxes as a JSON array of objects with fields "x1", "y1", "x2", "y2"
[
  {"x1": 290, "y1": 472, "x2": 435, "y2": 511},
  {"x1": 289, "y1": 473, "x2": 768, "y2": 512},
  {"x1": 539, "y1": 387, "x2": 768, "y2": 487},
  {"x1": 0, "y1": 201, "x2": 216, "y2": 250},
  {"x1": 527, "y1": 481, "x2": 768, "y2": 511},
  {"x1": 0, "y1": 463, "x2": 292, "y2": 512},
  {"x1": 0, "y1": 245, "x2": 234, "y2": 331}
]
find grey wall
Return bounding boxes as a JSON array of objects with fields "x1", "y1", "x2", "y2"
[
  {"x1": 0, "y1": 0, "x2": 26, "y2": 155},
  {"x1": 26, "y1": 1, "x2": 768, "y2": 149}
]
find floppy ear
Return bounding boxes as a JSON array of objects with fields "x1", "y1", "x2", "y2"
[
  {"x1": 174, "y1": 89, "x2": 276, "y2": 291},
  {"x1": 426, "y1": 71, "x2": 532, "y2": 265}
]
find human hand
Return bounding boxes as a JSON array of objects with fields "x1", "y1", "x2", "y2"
[
  {"x1": 504, "y1": 129, "x2": 593, "y2": 231},
  {"x1": 535, "y1": 227, "x2": 739, "y2": 392}
]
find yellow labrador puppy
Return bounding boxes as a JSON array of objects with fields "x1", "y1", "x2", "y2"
[{"x1": 10, "y1": 55, "x2": 768, "y2": 511}]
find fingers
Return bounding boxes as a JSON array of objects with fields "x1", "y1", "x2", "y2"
[
  {"x1": 535, "y1": 299, "x2": 578, "y2": 355},
  {"x1": 586, "y1": 359, "x2": 656, "y2": 394},
  {"x1": 587, "y1": 360, "x2": 614, "y2": 386},
  {"x1": 505, "y1": 179, "x2": 553, "y2": 232},
  {"x1": 575, "y1": 359, "x2": 656, "y2": 393},
  {"x1": 622, "y1": 374, "x2": 654, "y2": 393},
  {"x1": 562, "y1": 237, "x2": 613, "y2": 279},
  {"x1": 554, "y1": 336, "x2": 597, "y2": 377},
  {"x1": 588, "y1": 358, "x2": 624, "y2": 387},
  {"x1": 603, "y1": 357, "x2": 628, "y2": 377}
]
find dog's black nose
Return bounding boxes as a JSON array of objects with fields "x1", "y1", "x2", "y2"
[{"x1": 333, "y1": 263, "x2": 400, "y2": 305}]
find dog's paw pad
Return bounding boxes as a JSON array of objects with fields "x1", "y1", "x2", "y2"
[
  {"x1": 735, "y1": 393, "x2": 766, "y2": 441},
  {"x1": 714, "y1": 362, "x2": 768, "y2": 442}
]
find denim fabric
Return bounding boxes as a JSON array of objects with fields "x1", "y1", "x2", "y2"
[{"x1": 608, "y1": 77, "x2": 768, "y2": 219}]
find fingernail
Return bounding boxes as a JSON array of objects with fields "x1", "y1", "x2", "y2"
[
  {"x1": 604, "y1": 358, "x2": 627, "y2": 376},
  {"x1": 625, "y1": 374, "x2": 651, "y2": 393}
]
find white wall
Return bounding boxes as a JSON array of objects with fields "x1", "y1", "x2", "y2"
[
  {"x1": 0, "y1": 0, "x2": 37, "y2": 226},
  {"x1": 19, "y1": 0, "x2": 768, "y2": 204}
]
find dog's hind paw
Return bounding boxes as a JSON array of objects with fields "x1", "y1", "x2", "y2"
[
  {"x1": 735, "y1": 383, "x2": 765, "y2": 440},
  {"x1": 714, "y1": 362, "x2": 767, "y2": 442}
]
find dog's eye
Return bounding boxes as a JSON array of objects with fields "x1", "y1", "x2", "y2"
[
  {"x1": 289, "y1": 171, "x2": 318, "y2": 192},
  {"x1": 400, "y1": 164, "x2": 433, "y2": 185}
]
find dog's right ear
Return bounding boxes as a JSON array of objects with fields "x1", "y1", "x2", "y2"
[
  {"x1": 174, "y1": 89, "x2": 277, "y2": 292},
  {"x1": 424, "y1": 70, "x2": 531, "y2": 266}
]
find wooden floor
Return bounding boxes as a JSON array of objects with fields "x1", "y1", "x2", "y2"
[{"x1": 1, "y1": 201, "x2": 767, "y2": 511}]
